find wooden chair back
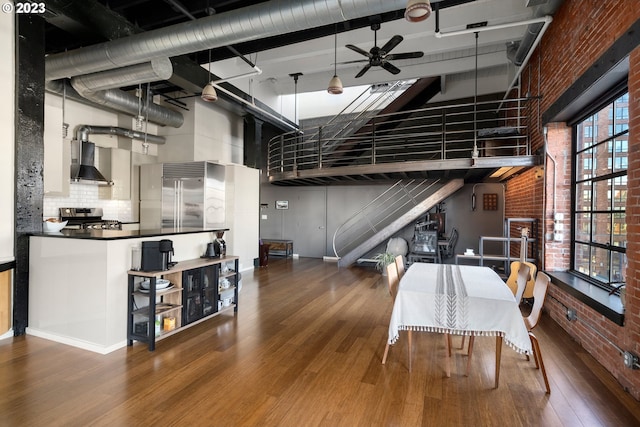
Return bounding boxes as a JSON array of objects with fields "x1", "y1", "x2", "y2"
[
  {"x1": 386, "y1": 262, "x2": 400, "y2": 301},
  {"x1": 524, "y1": 272, "x2": 550, "y2": 330},
  {"x1": 514, "y1": 263, "x2": 531, "y2": 304},
  {"x1": 394, "y1": 255, "x2": 405, "y2": 279}
]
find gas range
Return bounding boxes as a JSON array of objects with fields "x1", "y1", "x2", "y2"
[
  {"x1": 82, "y1": 220, "x2": 123, "y2": 230},
  {"x1": 59, "y1": 207, "x2": 123, "y2": 230}
]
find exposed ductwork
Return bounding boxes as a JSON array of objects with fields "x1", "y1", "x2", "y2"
[
  {"x1": 71, "y1": 125, "x2": 166, "y2": 184},
  {"x1": 45, "y1": 0, "x2": 407, "y2": 80},
  {"x1": 70, "y1": 58, "x2": 173, "y2": 93},
  {"x1": 509, "y1": 22, "x2": 544, "y2": 66},
  {"x1": 69, "y1": 59, "x2": 184, "y2": 128},
  {"x1": 76, "y1": 125, "x2": 166, "y2": 145}
]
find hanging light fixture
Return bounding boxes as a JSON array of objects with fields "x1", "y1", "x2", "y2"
[
  {"x1": 327, "y1": 26, "x2": 343, "y2": 95},
  {"x1": 405, "y1": 0, "x2": 432, "y2": 22},
  {"x1": 471, "y1": 31, "x2": 479, "y2": 160},
  {"x1": 201, "y1": 49, "x2": 218, "y2": 102}
]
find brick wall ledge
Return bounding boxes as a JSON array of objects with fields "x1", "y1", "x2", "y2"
[{"x1": 544, "y1": 270, "x2": 624, "y2": 325}]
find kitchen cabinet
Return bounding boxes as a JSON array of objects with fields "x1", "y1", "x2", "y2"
[
  {"x1": 127, "y1": 256, "x2": 239, "y2": 351},
  {"x1": 99, "y1": 147, "x2": 131, "y2": 200},
  {"x1": 43, "y1": 94, "x2": 70, "y2": 196}
]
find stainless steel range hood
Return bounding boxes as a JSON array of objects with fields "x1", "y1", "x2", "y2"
[{"x1": 70, "y1": 141, "x2": 113, "y2": 185}]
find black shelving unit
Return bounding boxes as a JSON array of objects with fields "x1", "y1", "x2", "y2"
[{"x1": 127, "y1": 256, "x2": 239, "y2": 351}]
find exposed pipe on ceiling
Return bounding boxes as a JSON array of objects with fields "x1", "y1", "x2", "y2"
[
  {"x1": 69, "y1": 59, "x2": 184, "y2": 127},
  {"x1": 497, "y1": 15, "x2": 553, "y2": 112},
  {"x1": 76, "y1": 125, "x2": 166, "y2": 145},
  {"x1": 70, "y1": 58, "x2": 173, "y2": 93},
  {"x1": 434, "y1": 16, "x2": 551, "y2": 38},
  {"x1": 45, "y1": 0, "x2": 408, "y2": 80}
]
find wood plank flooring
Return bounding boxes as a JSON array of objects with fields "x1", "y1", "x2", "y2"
[{"x1": 1, "y1": 258, "x2": 640, "y2": 426}]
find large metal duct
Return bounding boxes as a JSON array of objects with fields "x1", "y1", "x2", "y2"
[
  {"x1": 70, "y1": 58, "x2": 173, "y2": 93},
  {"x1": 45, "y1": 0, "x2": 407, "y2": 80},
  {"x1": 69, "y1": 59, "x2": 184, "y2": 127}
]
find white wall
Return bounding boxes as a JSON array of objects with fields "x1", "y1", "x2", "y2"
[
  {"x1": 0, "y1": 8, "x2": 14, "y2": 263},
  {"x1": 157, "y1": 97, "x2": 244, "y2": 164}
]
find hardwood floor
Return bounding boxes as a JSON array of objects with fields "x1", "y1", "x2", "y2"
[{"x1": 1, "y1": 258, "x2": 640, "y2": 426}]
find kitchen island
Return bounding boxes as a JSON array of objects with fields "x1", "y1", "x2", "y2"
[{"x1": 29, "y1": 228, "x2": 230, "y2": 354}]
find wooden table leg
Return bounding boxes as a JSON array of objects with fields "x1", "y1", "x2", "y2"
[
  {"x1": 495, "y1": 336, "x2": 503, "y2": 388},
  {"x1": 408, "y1": 330, "x2": 413, "y2": 372},
  {"x1": 445, "y1": 334, "x2": 451, "y2": 377}
]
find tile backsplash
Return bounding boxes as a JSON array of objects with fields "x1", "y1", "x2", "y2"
[{"x1": 43, "y1": 183, "x2": 134, "y2": 221}]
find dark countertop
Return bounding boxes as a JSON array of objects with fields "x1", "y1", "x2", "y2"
[{"x1": 31, "y1": 227, "x2": 229, "y2": 241}]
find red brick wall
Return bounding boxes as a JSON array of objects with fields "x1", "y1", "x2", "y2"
[{"x1": 505, "y1": 0, "x2": 640, "y2": 399}]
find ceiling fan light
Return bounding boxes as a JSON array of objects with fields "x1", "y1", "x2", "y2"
[
  {"x1": 201, "y1": 82, "x2": 218, "y2": 102},
  {"x1": 327, "y1": 75, "x2": 343, "y2": 95},
  {"x1": 405, "y1": 0, "x2": 432, "y2": 22}
]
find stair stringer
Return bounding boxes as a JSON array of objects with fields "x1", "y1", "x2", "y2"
[{"x1": 337, "y1": 178, "x2": 464, "y2": 268}]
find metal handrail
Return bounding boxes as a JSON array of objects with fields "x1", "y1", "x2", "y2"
[
  {"x1": 268, "y1": 97, "x2": 531, "y2": 176},
  {"x1": 332, "y1": 179, "x2": 440, "y2": 258}
]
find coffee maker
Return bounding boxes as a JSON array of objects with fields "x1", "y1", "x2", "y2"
[
  {"x1": 204, "y1": 232, "x2": 226, "y2": 258},
  {"x1": 141, "y1": 239, "x2": 174, "y2": 271},
  {"x1": 215, "y1": 231, "x2": 226, "y2": 257},
  {"x1": 159, "y1": 239, "x2": 175, "y2": 269}
]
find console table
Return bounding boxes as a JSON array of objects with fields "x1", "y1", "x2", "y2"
[{"x1": 261, "y1": 239, "x2": 293, "y2": 257}]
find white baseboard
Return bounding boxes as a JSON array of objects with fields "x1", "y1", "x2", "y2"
[
  {"x1": 26, "y1": 328, "x2": 126, "y2": 355},
  {"x1": 323, "y1": 256, "x2": 340, "y2": 262},
  {"x1": 0, "y1": 328, "x2": 13, "y2": 340}
]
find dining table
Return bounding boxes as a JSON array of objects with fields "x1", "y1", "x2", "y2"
[{"x1": 387, "y1": 262, "x2": 532, "y2": 387}]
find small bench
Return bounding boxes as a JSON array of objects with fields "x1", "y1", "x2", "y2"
[{"x1": 261, "y1": 239, "x2": 293, "y2": 257}]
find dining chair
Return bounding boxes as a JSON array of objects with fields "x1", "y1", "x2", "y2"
[
  {"x1": 395, "y1": 254, "x2": 405, "y2": 279},
  {"x1": 460, "y1": 263, "x2": 531, "y2": 355},
  {"x1": 382, "y1": 262, "x2": 400, "y2": 364},
  {"x1": 514, "y1": 263, "x2": 531, "y2": 305},
  {"x1": 524, "y1": 271, "x2": 551, "y2": 393}
]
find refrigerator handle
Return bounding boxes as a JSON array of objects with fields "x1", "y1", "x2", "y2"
[
  {"x1": 178, "y1": 180, "x2": 183, "y2": 228},
  {"x1": 174, "y1": 180, "x2": 179, "y2": 229}
]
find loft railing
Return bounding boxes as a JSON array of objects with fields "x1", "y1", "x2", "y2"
[{"x1": 268, "y1": 97, "x2": 531, "y2": 176}]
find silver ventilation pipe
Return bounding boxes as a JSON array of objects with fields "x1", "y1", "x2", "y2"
[
  {"x1": 71, "y1": 58, "x2": 173, "y2": 93},
  {"x1": 45, "y1": 0, "x2": 407, "y2": 80},
  {"x1": 69, "y1": 59, "x2": 184, "y2": 128},
  {"x1": 76, "y1": 125, "x2": 166, "y2": 145}
]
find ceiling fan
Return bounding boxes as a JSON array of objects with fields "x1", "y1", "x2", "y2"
[{"x1": 345, "y1": 23, "x2": 424, "y2": 78}]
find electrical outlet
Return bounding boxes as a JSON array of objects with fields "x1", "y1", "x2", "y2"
[
  {"x1": 566, "y1": 308, "x2": 577, "y2": 321},
  {"x1": 623, "y1": 351, "x2": 639, "y2": 369}
]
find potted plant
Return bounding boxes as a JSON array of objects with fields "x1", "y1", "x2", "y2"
[{"x1": 373, "y1": 252, "x2": 396, "y2": 275}]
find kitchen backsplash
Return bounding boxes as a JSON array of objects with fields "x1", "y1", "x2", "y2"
[{"x1": 43, "y1": 183, "x2": 134, "y2": 221}]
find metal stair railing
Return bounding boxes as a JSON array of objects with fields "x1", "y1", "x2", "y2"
[
  {"x1": 299, "y1": 81, "x2": 407, "y2": 159},
  {"x1": 268, "y1": 97, "x2": 531, "y2": 176},
  {"x1": 332, "y1": 179, "x2": 441, "y2": 259}
]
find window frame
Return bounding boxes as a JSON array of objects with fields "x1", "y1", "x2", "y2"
[{"x1": 570, "y1": 90, "x2": 628, "y2": 292}]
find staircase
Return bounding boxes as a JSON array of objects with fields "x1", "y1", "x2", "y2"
[{"x1": 333, "y1": 178, "x2": 464, "y2": 267}]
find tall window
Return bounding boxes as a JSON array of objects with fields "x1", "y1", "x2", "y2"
[{"x1": 573, "y1": 92, "x2": 628, "y2": 289}]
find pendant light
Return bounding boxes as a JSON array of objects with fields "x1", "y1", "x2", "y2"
[
  {"x1": 405, "y1": 0, "x2": 432, "y2": 23},
  {"x1": 201, "y1": 49, "x2": 218, "y2": 102},
  {"x1": 327, "y1": 25, "x2": 343, "y2": 95},
  {"x1": 471, "y1": 31, "x2": 479, "y2": 160}
]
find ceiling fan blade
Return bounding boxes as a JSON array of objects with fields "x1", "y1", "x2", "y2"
[
  {"x1": 386, "y1": 51, "x2": 424, "y2": 61},
  {"x1": 346, "y1": 44, "x2": 371, "y2": 58},
  {"x1": 355, "y1": 63, "x2": 372, "y2": 78},
  {"x1": 381, "y1": 61, "x2": 401, "y2": 75},
  {"x1": 380, "y1": 35, "x2": 403, "y2": 55},
  {"x1": 336, "y1": 59, "x2": 368, "y2": 65}
]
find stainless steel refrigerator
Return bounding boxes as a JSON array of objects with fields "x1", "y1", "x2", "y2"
[{"x1": 140, "y1": 161, "x2": 225, "y2": 229}]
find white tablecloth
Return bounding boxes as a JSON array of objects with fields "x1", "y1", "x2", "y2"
[{"x1": 388, "y1": 263, "x2": 532, "y2": 354}]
